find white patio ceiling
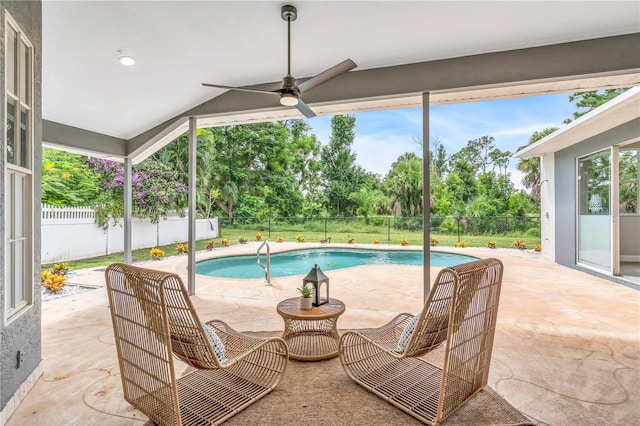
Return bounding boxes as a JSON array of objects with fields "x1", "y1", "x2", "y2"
[{"x1": 42, "y1": 1, "x2": 640, "y2": 160}]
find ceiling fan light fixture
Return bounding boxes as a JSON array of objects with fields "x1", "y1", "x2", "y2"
[{"x1": 280, "y1": 92, "x2": 298, "y2": 106}]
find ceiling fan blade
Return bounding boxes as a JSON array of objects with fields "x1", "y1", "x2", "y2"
[
  {"x1": 295, "y1": 98, "x2": 316, "y2": 118},
  {"x1": 298, "y1": 59, "x2": 357, "y2": 93},
  {"x1": 202, "y1": 83, "x2": 280, "y2": 96}
]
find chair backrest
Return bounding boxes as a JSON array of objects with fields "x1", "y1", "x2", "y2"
[
  {"x1": 422, "y1": 258, "x2": 503, "y2": 421},
  {"x1": 405, "y1": 258, "x2": 502, "y2": 357},
  {"x1": 105, "y1": 263, "x2": 182, "y2": 425},
  {"x1": 105, "y1": 263, "x2": 224, "y2": 425}
]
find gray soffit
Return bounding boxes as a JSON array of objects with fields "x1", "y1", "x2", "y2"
[
  {"x1": 514, "y1": 86, "x2": 640, "y2": 158},
  {"x1": 42, "y1": 120, "x2": 127, "y2": 159}
]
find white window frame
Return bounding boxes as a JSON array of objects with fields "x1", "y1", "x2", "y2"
[{"x1": 4, "y1": 12, "x2": 34, "y2": 323}]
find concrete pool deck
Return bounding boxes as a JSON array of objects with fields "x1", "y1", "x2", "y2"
[{"x1": 6, "y1": 243, "x2": 640, "y2": 425}]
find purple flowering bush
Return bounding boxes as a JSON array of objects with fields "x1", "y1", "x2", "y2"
[{"x1": 87, "y1": 157, "x2": 187, "y2": 227}]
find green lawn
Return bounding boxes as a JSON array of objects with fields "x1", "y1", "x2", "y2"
[{"x1": 46, "y1": 228, "x2": 539, "y2": 273}]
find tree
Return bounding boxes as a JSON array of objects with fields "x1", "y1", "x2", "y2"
[
  {"x1": 321, "y1": 115, "x2": 367, "y2": 216},
  {"x1": 489, "y1": 148, "x2": 511, "y2": 176},
  {"x1": 41, "y1": 148, "x2": 100, "y2": 206},
  {"x1": 515, "y1": 127, "x2": 557, "y2": 202},
  {"x1": 446, "y1": 154, "x2": 477, "y2": 205},
  {"x1": 384, "y1": 153, "x2": 423, "y2": 216},
  {"x1": 154, "y1": 121, "x2": 322, "y2": 220},
  {"x1": 564, "y1": 89, "x2": 627, "y2": 123},
  {"x1": 87, "y1": 157, "x2": 187, "y2": 227}
]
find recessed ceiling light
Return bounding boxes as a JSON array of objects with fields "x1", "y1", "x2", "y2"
[
  {"x1": 118, "y1": 55, "x2": 135, "y2": 66},
  {"x1": 117, "y1": 49, "x2": 135, "y2": 66}
]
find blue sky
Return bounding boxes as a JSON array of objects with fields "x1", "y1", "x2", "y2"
[{"x1": 308, "y1": 93, "x2": 578, "y2": 188}]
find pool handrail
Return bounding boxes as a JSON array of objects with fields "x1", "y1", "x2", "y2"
[{"x1": 257, "y1": 240, "x2": 271, "y2": 285}]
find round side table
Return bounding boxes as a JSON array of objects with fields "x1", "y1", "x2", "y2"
[{"x1": 276, "y1": 297, "x2": 345, "y2": 361}]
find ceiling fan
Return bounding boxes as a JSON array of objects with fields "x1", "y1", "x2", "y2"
[{"x1": 202, "y1": 4, "x2": 357, "y2": 118}]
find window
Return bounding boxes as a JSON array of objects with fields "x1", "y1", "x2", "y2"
[
  {"x1": 5, "y1": 14, "x2": 33, "y2": 322},
  {"x1": 619, "y1": 148, "x2": 639, "y2": 214}
]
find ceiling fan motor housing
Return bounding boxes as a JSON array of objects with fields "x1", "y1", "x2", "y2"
[{"x1": 281, "y1": 75, "x2": 298, "y2": 92}]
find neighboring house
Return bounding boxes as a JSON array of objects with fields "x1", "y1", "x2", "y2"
[
  {"x1": 0, "y1": 1, "x2": 638, "y2": 423},
  {"x1": 515, "y1": 87, "x2": 640, "y2": 289}
]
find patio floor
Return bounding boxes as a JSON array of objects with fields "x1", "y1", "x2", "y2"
[{"x1": 6, "y1": 243, "x2": 640, "y2": 425}]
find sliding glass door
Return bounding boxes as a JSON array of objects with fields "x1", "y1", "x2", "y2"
[{"x1": 577, "y1": 149, "x2": 612, "y2": 271}]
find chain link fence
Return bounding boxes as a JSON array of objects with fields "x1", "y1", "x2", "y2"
[{"x1": 218, "y1": 216, "x2": 540, "y2": 243}]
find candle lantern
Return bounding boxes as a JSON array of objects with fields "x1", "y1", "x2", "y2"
[{"x1": 303, "y1": 264, "x2": 329, "y2": 306}]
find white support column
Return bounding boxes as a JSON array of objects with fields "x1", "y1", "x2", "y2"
[
  {"x1": 188, "y1": 117, "x2": 197, "y2": 295},
  {"x1": 611, "y1": 145, "x2": 620, "y2": 276},
  {"x1": 540, "y1": 154, "x2": 556, "y2": 262},
  {"x1": 422, "y1": 92, "x2": 431, "y2": 300},
  {"x1": 123, "y1": 157, "x2": 132, "y2": 264}
]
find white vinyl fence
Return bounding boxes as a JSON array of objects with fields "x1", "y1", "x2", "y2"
[{"x1": 41, "y1": 204, "x2": 218, "y2": 263}]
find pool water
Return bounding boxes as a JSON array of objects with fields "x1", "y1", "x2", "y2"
[{"x1": 195, "y1": 248, "x2": 478, "y2": 279}]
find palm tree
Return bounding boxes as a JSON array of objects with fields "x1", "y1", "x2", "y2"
[
  {"x1": 384, "y1": 153, "x2": 423, "y2": 216},
  {"x1": 516, "y1": 128, "x2": 557, "y2": 202}
]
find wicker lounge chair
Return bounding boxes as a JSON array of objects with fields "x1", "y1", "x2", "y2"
[
  {"x1": 339, "y1": 258, "x2": 503, "y2": 425},
  {"x1": 105, "y1": 263, "x2": 288, "y2": 426}
]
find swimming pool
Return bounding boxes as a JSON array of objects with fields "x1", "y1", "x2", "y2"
[{"x1": 195, "y1": 248, "x2": 478, "y2": 279}]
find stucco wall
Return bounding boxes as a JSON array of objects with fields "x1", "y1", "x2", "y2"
[
  {"x1": 555, "y1": 118, "x2": 640, "y2": 269},
  {"x1": 0, "y1": 0, "x2": 42, "y2": 410}
]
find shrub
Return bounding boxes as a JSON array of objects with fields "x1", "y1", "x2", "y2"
[
  {"x1": 373, "y1": 239, "x2": 380, "y2": 244},
  {"x1": 513, "y1": 240, "x2": 526, "y2": 250},
  {"x1": 368, "y1": 217, "x2": 386, "y2": 226},
  {"x1": 42, "y1": 273, "x2": 66, "y2": 293},
  {"x1": 238, "y1": 236, "x2": 248, "y2": 244},
  {"x1": 526, "y1": 227, "x2": 541, "y2": 237},
  {"x1": 347, "y1": 237, "x2": 355, "y2": 244},
  {"x1": 221, "y1": 238, "x2": 230, "y2": 247},
  {"x1": 296, "y1": 234, "x2": 305, "y2": 243},
  {"x1": 276, "y1": 236, "x2": 284, "y2": 243},
  {"x1": 176, "y1": 243, "x2": 188, "y2": 253},
  {"x1": 486, "y1": 241, "x2": 497, "y2": 249},
  {"x1": 400, "y1": 238, "x2": 409, "y2": 246},
  {"x1": 439, "y1": 217, "x2": 458, "y2": 234},
  {"x1": 206, "y1": 240, "x2": 215, "y2": 251},
  {"x1": 255, "y1": 232, "x2": 263, "y2": 241},
  {"x1": 41, "y1": 266, "x2": 67, "y2": 293},
  {"x1": 150, "y1": 248, "x2": 165, "y2": 259},
  {"x1": 534, "y1": 244, "x2": 542, "y2": 252},
  {"x1": 53, "y1": 262, "x2": 69, "y2": 276},
  {"x1": 429, "y1": 237, "x2": 439, "y2": 247},
  {"x1": 455, "y1": 241, "x2": 467, "y2": 248}
]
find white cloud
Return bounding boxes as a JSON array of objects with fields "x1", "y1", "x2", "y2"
[{"x1": 353, "y1": 132, "x2": 421, "y2": 177}]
